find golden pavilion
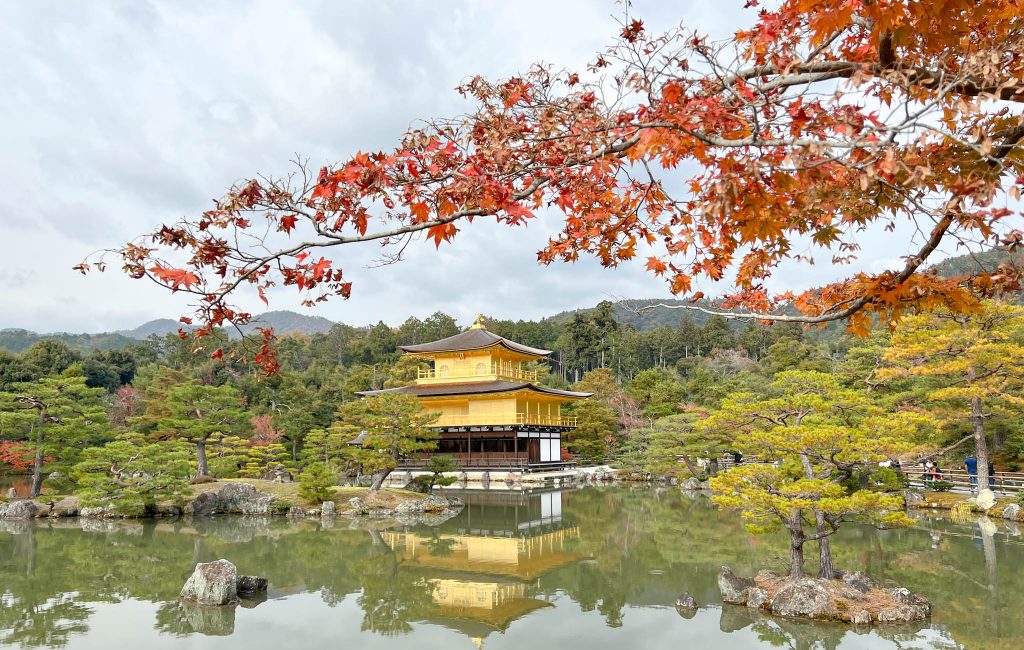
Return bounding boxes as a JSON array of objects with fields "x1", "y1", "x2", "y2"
[{"x1": 357, "y1": 315, "x2": 590, "y2": 470}]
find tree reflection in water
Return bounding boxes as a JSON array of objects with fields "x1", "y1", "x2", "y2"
[{"x1": 0, "y1": 487, "x2": 1022, "y2": 649}]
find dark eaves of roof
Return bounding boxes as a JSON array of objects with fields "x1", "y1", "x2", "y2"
[{"x1": 398, "y1": 328, "x2": 552, "y2": 357}]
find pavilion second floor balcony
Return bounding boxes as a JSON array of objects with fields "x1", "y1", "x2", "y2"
[
  {"x1": 417, "y1": 363, "x2": 538, "y2": 384},
  {"x1": 431, "y1": 413, "x2": 577, "y2": 428}
]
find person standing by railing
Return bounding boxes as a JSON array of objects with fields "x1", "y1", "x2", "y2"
[{"x1": 964, "y1": 455, "x2": 979, "y2": 492}]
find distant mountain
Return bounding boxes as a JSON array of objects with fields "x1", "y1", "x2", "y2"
[
  {"x1": 546, "y1": 298, "x2": 737, "y2": 331},
  {"x1": 118, "y1": 318, "x2": 183, "y2": 340},
  {"x1": 115, "y1": 311, "x2": 337, "y2": 341},
  {"x1": 232, "y1": 310, "x2": 336, "y2": 338},
  {"x1": 928, "y1": 247, "x2": 1021, "y2": 278},
  {"x1": 0, "y1": 329, "x2": 138, "y2": 354}
]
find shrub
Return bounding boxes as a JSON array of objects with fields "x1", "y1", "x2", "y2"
[
  {"x1": 408, "y1": 455, "x2": 460, "y2": 493},
  {"x1": 930, "y1": 480, "x2": 954, "y2": 492},
  {"x1": 298, "y1": 462, "x2": 336, "y2": 503}
]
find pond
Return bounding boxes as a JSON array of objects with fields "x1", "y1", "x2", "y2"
[
  {"x1": 1, "y1": 486, "x2": 1021, "y2": 649},
  {"x1": 0, "y1": 474, "x2": 30, "y2": 497}
]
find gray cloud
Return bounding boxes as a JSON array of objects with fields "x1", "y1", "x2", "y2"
[{"x1": 0, "y1": 0, "x2": 958, "y2": 333}]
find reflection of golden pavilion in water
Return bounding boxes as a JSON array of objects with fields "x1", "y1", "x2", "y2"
[{"x1": 383, "y1": 490, "x2": 582, "y2": 646}]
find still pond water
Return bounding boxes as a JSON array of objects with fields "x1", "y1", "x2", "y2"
[{"x1": 1, "y1": 486, "x2": 1022, "y2": 649}]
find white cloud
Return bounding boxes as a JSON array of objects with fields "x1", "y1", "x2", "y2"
[{"x1": 0, "y1": 0, "x2": 978, "y2": 333}]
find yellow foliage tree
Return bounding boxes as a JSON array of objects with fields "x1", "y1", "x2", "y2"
[
  {"x1": 880, "y1": 301, "x2": 1024, "y2": 492},
  {"x1": 705, "y1": 371, "x2": 930, "y2": 578}
]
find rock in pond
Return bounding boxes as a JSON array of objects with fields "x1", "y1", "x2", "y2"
[
  {"x1": 79, "y1": 505, "x2": 118, "y2": 518},
  {"x1": 0, "y1": 499, "x2": 37, "y2": 520},
  {"x1": 975, "y1": 489, "x2": 997, "y2": 511},
  {"x1": 236, "y1": 575, "x2": 268, "y2": 597},
  {"x1": 876, "y1": 588, "x2": 930, "y2": 622},
  {"x1": 680, "y1": 477, "x2": 703, "y2": 491},
  {"x1": 321, "y1": 500, "x2": 336, "y2": 518},
  {"x1": 675, "y1": 591, "x2": 697, "y2": 609},
  {"x1": 746, "y1": 587, "x2": 769, "y2": 609},
  {"x1": 184, "y1": 491, "x2": 219, "y2": 516},
  {"x1": 769, "y1": 577, "x2": 835, "y2": 619},
  {"x1": 1003, "y1": 503, "x2": 1021, "y2": 521},
  {"x1": 421, "y1": 494, "x2": 450, "y2": 512},
  {"x1": 217, "y1": 483, "x2": 276, "y2": 515},
  {"x1": 181, "y1": 559, "x2": 238, "y2": 606},
  {"x1": 718, "y1": 566, "x2": 755, "y2": 604}
]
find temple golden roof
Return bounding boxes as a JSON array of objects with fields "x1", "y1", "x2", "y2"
[{"x1": 398, "y1": 321, "x2": 552, "y2": 358}]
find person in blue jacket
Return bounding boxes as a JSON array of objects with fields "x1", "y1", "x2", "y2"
[{"x1": 964, "y1": 455, "x2": 978, "y2": 491}]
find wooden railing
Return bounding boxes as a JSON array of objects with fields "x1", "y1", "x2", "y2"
[
  {"x1": 899, "y1": 467, "x2": 1024, "y2": 494},
  {"x1": 417, "y1": 363, "x2": 538, "y2": 383},
  {"x1": 432, "y1": 413, "x2": 578, "y2": 427},
  {"x1": 400, "y1": 452, "x2": 530, "y2": 469}
]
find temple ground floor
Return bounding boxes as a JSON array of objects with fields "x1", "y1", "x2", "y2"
[{"x1": 399, "y1": 425, "x2": 575, "y2": 470}]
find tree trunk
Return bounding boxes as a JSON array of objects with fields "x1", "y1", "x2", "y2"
[
  {"x1": 970, "y1": 377, "x2": 990, "y2": 492},
  {"x1": 369, "y1": 468, "x2": 392, "y2": 492},
  {"x1": 707, "y1": 457, "x2": 719, "y2": 477},
  {"x1": 816, "y1": 510, "x2": 835, "y2": 579},
  {"x1": 680, "y1": 454, "x2": 701, "y2": 477},
  {"x1": 788, "y1": 520, "x2": 806, "y2": 578},
  {"x1": 196, "y1": 440, "x2": 209, "y2": 477},
  {"x1": 29, "y1": 419, "x2": 44, "y2": 498}
]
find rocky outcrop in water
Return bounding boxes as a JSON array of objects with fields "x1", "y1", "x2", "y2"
[
  {"x1": 217, "y1": 483, "x2": 279, "y2": 515},
  {"x1": 718, "y1": 566, "x2": 755, "y2": 604},
  {"x1": 680, "y1": 477, "x2": 704, "y2": 491},
  {"x1": 1003, "y1": 503, "x2": 1021, "y2": 521},
  {"x1": 769, "y1": 577, "x2": 835, "y2": 618},
  {"x1": 180, "y1": 559, "x2": 267, "y2": 606},
  {"x1": 717, "y1": 566, "x2": 930, "y2": 624},
  {"x1": 181, "y1": 559, "x2": 238, "y2": 606},
  {"x1": 235, "y1": 575, "x2": 268, "y2": 597},
  {"x1": 0, "y1": 499, "x2": 38, "y2": 520}
]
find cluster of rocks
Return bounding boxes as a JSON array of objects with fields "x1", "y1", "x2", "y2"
[
  {"x1": 345, "y1": 493, "x2": 461, "y2": 520},
  {"x1": 680, "y1": 477, "x2": 711, "y2": 491},
  {"x1": 574, "y1": 467, "x2": 619, "y2": 484},
  {"x1": 717, "y1": 566, "x2": 930, "y2": 625},
  {"x1": 183, "y1": 483, "x2": 283, "y2": 517},
  {"x1": 180, "y1": 559, "x2": 268, "y2": 606}
]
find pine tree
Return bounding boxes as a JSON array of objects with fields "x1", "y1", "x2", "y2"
[
  {"x1": 157, "y1": 383, "x2": 252, "y2": 477},
  {"x1": 880, "y1": 302, "x2": 1024, "y2": 493},
  {"x1": 72, "y1": 435, "x2": 193, "y2": 514},
  {"x1": 0, "y1": 366, "x2": 110, "y2": 497},
  {"x1": 705, "y1": 370, "x2": 929, "y2": 578},
  {"x1": 334, "y1": 393, "x2": 439, "y2": 491}
]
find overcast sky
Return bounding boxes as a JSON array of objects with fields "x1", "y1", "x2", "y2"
[{"x1": 0, "y1": 0, "x2": 944, "y2": 333}]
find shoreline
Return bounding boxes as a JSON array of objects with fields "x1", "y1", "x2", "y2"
[{"x1": 0, "y1": 479, "x2": 460, "y2": 522}]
